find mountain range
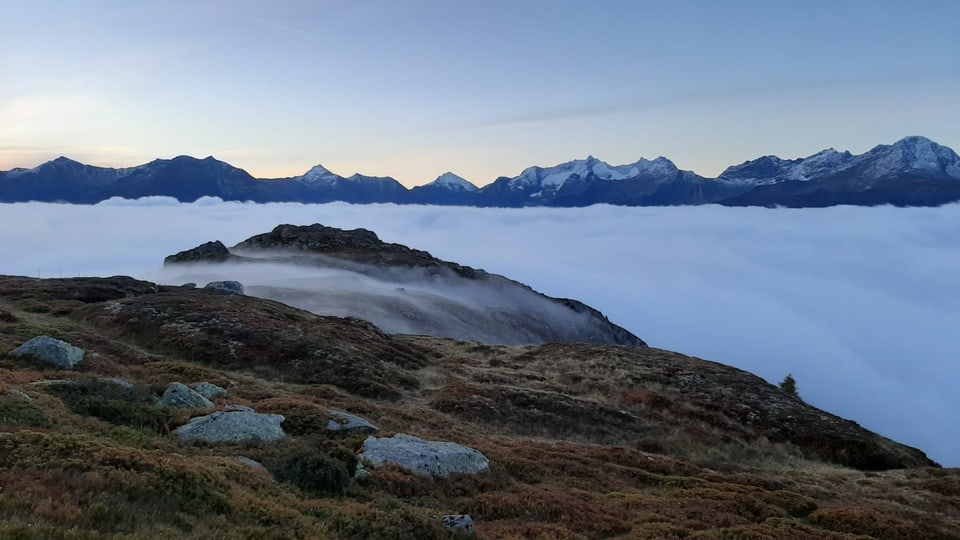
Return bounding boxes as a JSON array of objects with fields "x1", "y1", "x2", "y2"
[{"x1": 3, "y1": 136, "x2": 959, "y2": 207}]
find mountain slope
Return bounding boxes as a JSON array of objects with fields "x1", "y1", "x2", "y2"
[{"x1": 0, "y1": 274, "x2": 954, "y2": 538}]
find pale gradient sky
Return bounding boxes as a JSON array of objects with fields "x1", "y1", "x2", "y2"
[{"x1": 2, "y1": 0, "x2": 958, "y2": 187}]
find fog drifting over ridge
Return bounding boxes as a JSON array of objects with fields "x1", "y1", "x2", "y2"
[{"x1": 1, "y1": 198, "x2": 957, "y2": 466}]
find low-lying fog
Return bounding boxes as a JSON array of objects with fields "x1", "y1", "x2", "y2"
[
  {"x1": 163, "y1": 259, "x2": 617, "y2": 346},
  {"x1": 1, "y1": 197, "x2": 957, "y2": 466}
]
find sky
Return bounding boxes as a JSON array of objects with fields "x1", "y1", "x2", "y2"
[
  {"x1": 1, "y1": 200, "x2": 958, "y2": 466},
  {"x1": 2, "y1": 0, "x2": 959, "y2": 186}
]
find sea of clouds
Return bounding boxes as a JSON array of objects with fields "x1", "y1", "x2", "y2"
[{"x1": 1, "y1": 197, "x2": 957, "y2": 466}]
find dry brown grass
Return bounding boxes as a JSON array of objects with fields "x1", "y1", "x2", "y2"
[{"x1": 0, "y1": 275, "x2": 957, "y2": 539}]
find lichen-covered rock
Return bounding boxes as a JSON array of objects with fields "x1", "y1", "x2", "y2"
[
  {"x1": 327, "y1": 410, "x2": 378, "y2": 434},
  {"x1": 359, "y1": 433, "x2": 489, "y2": 477},
  {"x1": 442, "y1": 515, "x2": 475, "y2": 534},
  {"x1": 158, "y1": 382, "x2": 214, "y2": 409},
  {"x1": 174, "y1": 411, "x2": 285, "y2": 443},
  {"x1": 191, "y1": 381, "x2": 228, "y2": 400},
  {"x1": 204, "y1": 280, "x2": 244, "y2": 295},
  {"x1": 11, "y1": 336, "x2": 85, "y2": 369}
]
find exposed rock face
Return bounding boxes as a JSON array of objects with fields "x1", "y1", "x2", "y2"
[
  {"x1": 191, "y1": 382, "x2": 228, "y2": 400},
  {"x1": 359, "y1": 433, "x2": 490, "y2": 477},
  {"x1": 163, "y1": 224, "x2": 646, "y2": 347},
  {"x1": 204, "y1": 281, "x2": 244, "y2": 295},
  {"x1": 158, "y1": 382, "x2": 214, "y2": 409},
  {"x1": 174, "y1": 410, "x2": 285, "y2": 443},
  {"x1": 326, "y1": 410, "x2": 378, "y2": 434},
  {"x1": 11, "y1": 336, "x2": 85, "y2": 369},
  {"x1": 164, "y1": 240, "x2": 234, "y2": 265}
]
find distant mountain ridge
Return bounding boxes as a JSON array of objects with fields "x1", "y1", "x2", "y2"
[{"x1": 3, "y1": 136, "x2": 959, "y2": 207}]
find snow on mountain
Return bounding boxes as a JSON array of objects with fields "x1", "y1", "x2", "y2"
[
  {"x1": 426, "y1": 172, "x2": 478, "y2": 191},
  {"x1": 511, "y1": 155, "x2": 679, "y2": 190},
  {"x1": 719, "y1": 136, "x2": 960, "y2": 187},
  {"x1": 857, "y1": 136, "x2": 960, "y2": 180},
  {"x1": 300, "y1": 164, "x2": 340, "y2": 185}
]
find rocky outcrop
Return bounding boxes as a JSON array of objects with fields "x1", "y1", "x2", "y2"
[
  {"x1": 174, "y1": 410, "x2": 285, "y2": 443},
  {"x1": 163, "y1": 240, "x2": 235, "y2": 265},
  {"x1": 359, "y1": 433, "x2": 489, "y2": 477},
  {"x1": 11, "y1": 336, "x2": 85, "y2": 369},
  {"x1": 326, "y1": 410, "x2": 378, "y2": 434},
  {"x1": 163, "y1": 224, "x2": 646, "y2": 347},
  {"x1": 158, "y1": 382, "x2": 214, "y2": 409}
]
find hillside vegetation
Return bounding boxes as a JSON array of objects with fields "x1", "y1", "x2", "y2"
[{"x1": 0, "y1": 275, "x2": 956, "y2": 539}]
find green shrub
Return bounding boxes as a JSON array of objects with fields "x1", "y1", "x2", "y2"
[
  {"x1": 779, "y1": 373, "x2": 799, "y2": 398},
  {"x1": 0, "y1": 396, "x2": 50, "y2": 428},
  {"x1": 46, "y1": 379, "x2": 182, "y2": 433},
  {"x1": 270, "y1": 450, "x2": 352, "y2": 496}
]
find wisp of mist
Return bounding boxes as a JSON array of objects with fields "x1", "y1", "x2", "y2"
[{"x1": 1, "y1": 197, "x2": 958, "y2": 466}]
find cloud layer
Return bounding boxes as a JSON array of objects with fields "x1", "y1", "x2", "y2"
[{"x1": 1, "y1": 198, "x2": 957, "y2": 465}]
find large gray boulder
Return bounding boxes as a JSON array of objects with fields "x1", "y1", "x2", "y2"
[
  {"x1": 190, "y1": 381, "x2": 228, "y2": 401},
  {"x1": 327, "y1": 410, "x2": 378, "y2": 434},
  {"x1": 174, "y1": 410, "x2": 285, "y2": 443},
  {"x1": 158, "y1": 382, "x2": 215, "y2": 409},
  {"x1": 359, "y1": 433, "x2": 489, "y2": 477},
  {"x1": 11, "y1": 336, "x2": 85, "y2": 370},
  {"x1": 204, "y1": 280, "x2": 244, "y2": 295}
]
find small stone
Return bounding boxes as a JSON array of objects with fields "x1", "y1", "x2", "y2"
[
  {"x1": 442, "y1": 515, "x2": 475, "y2": 534},
  {"x1": 354, "y1": 461, "x2": 371, "y2": 480},
  {"x1": 326, "y1": 410, "x2": 379, "y2": 434},
  {"x1": 8, "y1": 390, "x2": 31, "y2": 402},
  {"x1": 11, "y1": 336, "x2": 85, "y2": 370},
  {"x1": 236, "y1": 456, "x2": 266, "y2": 469},
  {"x1": 158, "y1": 382, "x2": 215, "y2": 409}
]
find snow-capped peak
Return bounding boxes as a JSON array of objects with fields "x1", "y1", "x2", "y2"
[
  {"x1": 301, "y1": 164, "x2": 339, "y2": 184},
  {"x1": 427, "y1": 172, "x2": 478, "y2": 191},
  {"x1": 861, "y1": 136, "x2": 960, "y2": 178},
  {"x1": 511, "y1": 155, "x2": 678, "y2": 190}
]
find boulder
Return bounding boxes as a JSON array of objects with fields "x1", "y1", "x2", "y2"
[
  {"x1": 191, "y1": 381, "x2": 228, "y2": 400},
  {"x1": 174, "y1": 411, "x2": 285, "y2": 443},
  {"x1": 11, "y1": 336, "x2": 85, "y2": 369},
  {"x1": 327, "y1": 410, "x2": 379, "y2": 434},
  {"x1": 359, "y1": 433, "x2": 489, "y2": 477},
  {"x1": 204, "y1": 280, "x2": 244, "y2": 295},
  {"x1": 158, "y1": 382, "x2": 215, "y2": 409},
  {"x1": 442, "y1": 515, "x2": 475, "y2": 534}
]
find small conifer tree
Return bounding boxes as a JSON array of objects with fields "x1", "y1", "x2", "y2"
[{"x1": 779, "y1": 373, "x2": 799, "y2": 398}]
